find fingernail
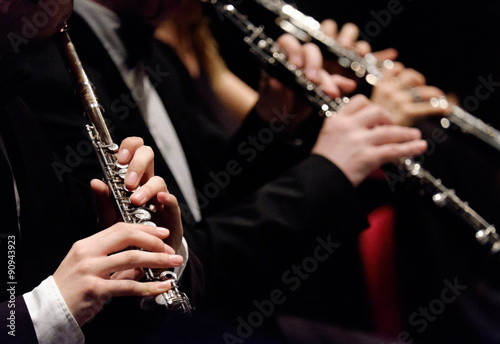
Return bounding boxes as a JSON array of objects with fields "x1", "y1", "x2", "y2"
[
  {"x1": 170, "y1": 255, "x2": 183, "y2": 266},
  {"x1": 164, "y1": 244, "x2": 175, "y2": 254},
  {"x1": 117, "y1": 148, "x2": 130, "y2": 162},
  {"x1": 156, "y1": 227, "x2": 169, "y2": 235},
  {"x1": 133, "y1": 190, "x2": 146, "y2": 204},
  {"x1": 157, "y1": 281, "x2": 171, "y2": 290},
  {"x1": 125, "y1": 171, "x2": 139, "y2": 187}
]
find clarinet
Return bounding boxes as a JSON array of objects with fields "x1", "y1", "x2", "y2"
[
  {"x1": 57, "y1": 25, "x2": 192, "y2": 314},
  {"x1": 252, "y1": 0, "x2": 386, "y2": 86},
  {"x1": 208, "y1": 0, "x2": 500, "y2": 257},
  {"x1": 251, "y1": 0, "x2": 500, "y2": 154}
]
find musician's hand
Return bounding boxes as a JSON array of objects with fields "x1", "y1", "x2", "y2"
[
  {"x1": 371, "y1": 62, "x2": 450, "y2": 126},
  {"x1": 53, "y1": 223, "x2": 183, "y2": 327},
  {"x1": 116, "y1": 136, "x2": 154, "y2": 191},
  {"x1": 255, "y1": 33, "x2": 356, "y2": 134},
  {"x1": 91, "y1": 137, "x2": 184, "y2": 252},
  {"x1": 321, "y1": 20, "x2": 370, "y2": 57},
  {"x1": 92, "y1": 176, "x2": 184, "y2": 253},
  {"x1": 319, "y1": 19, "x2": 398, "y2": 78},
  {"x1": 312, "y1": 94, "x2": 428, "y2": 186},
  {"x1": 91, "y1": 136, "x2": 156, "y2": 227},
  {"x1": 130, "y1": 179, "x2": 184, "y2": 253}
]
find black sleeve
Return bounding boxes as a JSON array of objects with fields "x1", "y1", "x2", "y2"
[
  {"x1": 186, "y1": 154, "x2": 368, "y2": 310},
  {"x1": 223, "y1": 106, "x2": 324, "y2": 200}
]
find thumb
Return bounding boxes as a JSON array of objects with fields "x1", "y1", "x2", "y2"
[{"x1": 91, "y1": 179, "x2": 119, "y2": 228}]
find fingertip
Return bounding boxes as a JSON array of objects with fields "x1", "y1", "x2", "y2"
[
  {"x1": 130, "y1": 190, "x2": 146, "y2": 205},
  {"x1": 125, "y1": 171, "x2": 139, "y2": 189},
  {"x1": 418, "y1": 139, "x2": 428, "y2": 151},
  {"x1": 356, "y1": 41, "x2": 372, "y2": 56},
  {"x1": 170, "y1": 255, "x2": 184, "y2": 266},
  {"x1": 117, "y1": 148, "x2": 131, "y2": 163},
  {"x1": 90, "y1": 178, "x2": 108, "y2": 194},
  {"x1": 164, "y1": 244, "x2": 175, "y2": 255},
  {"x1": 156, "y1": 226, "x2": 170, "y2": 236},
  {"x1": 320, "y1": 19, "x2": 338, "y2": 37},
  {"x1": 345, "y1": 78, "x2": 358, "y2": 92},
  {"x1": 90, "y1": 178, "x2": 102, "y2": 187},
  {"x1": 156, "y1": 280, "x2": 172, "y2": 291},
  {"x1": 385, "y1": 47, "x2": 398, "y2": 58},
  {"x1": 409, "y1": 127, "x2": 423, "y2": 139},
  {"x1": 408, "y1": 139, "x2": 428, "y2": 156}
]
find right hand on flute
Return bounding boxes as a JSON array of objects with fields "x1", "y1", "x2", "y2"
[{"x1": 312, "y1": 94, "x2": 428, "y2": 187}]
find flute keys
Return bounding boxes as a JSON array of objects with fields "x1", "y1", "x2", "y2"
[
  {"x1": 115, "y1": 162, "x2": 128, "y2": 180},
  {"x1": 132, "y1": 208, "x2": 152, "y2": 221}
]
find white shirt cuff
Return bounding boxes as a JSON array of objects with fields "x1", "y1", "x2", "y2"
[
  {"x1": 173, "y1": 237, "x2": 189, "y2": 280},
  {"x1": 23, "y1": 276, "x2": 84, "y2": 344}
]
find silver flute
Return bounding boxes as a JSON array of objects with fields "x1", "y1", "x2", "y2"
[
  {"x1": 251, "y1": 0, "x2": 500, "y2": 154},
  {"x1": 58, "y1": 25, "x2": 192, "y2": 314},
  {"x1": 209, "y1": 0, "x2": 500, "y2": 256}
]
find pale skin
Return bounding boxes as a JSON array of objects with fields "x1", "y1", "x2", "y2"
[
  {"x1": 370, "y1": 62, "x2": 450, "y2": 126},
  {"x1": 255, "y1": 34, "x2": 427, "y2": 186},
  {"x1": 312, "y1": 95, "x2": 427, "y2": 187},
  {"x1": 53, "y1": 137, "x2": 184, "y2": 327}
]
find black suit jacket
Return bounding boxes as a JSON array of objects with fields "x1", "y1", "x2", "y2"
[
  {"x1": 16, "y1": 12, "x2": 372, "y2": 343},
  {"x1": 0, "y1": 69, "x2": 97, "y2": 343}
]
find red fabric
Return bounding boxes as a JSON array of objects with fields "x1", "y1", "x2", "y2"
[{"x1": 359, "y1": 204, "x2": 401, "y2": 337}]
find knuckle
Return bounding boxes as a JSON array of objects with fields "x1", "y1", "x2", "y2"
[
  {"x1": 76, "y1": 259, "x2": 95, "y2": 275},
  {"x1": 123, "y1": 136, "x2": 143, "y2": 147},
  {"x1": 141, "y1": 145, "x2": 154, "y2": 157},
  {"x1": 84, "y1": 277, "x2": 103, "y2": 295},
  {"x1": 70, "y1": 240, "x2": 89, "y2": 259},
  {"x1": 118, "y1": 227, "x2": 141, "y2": 244},
  {"x1": 131, "y1": 136, "x2": 144, "y2": 146},
  {"x1": 150, "y1": 175, "x2": 164, "y2": 184}
]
